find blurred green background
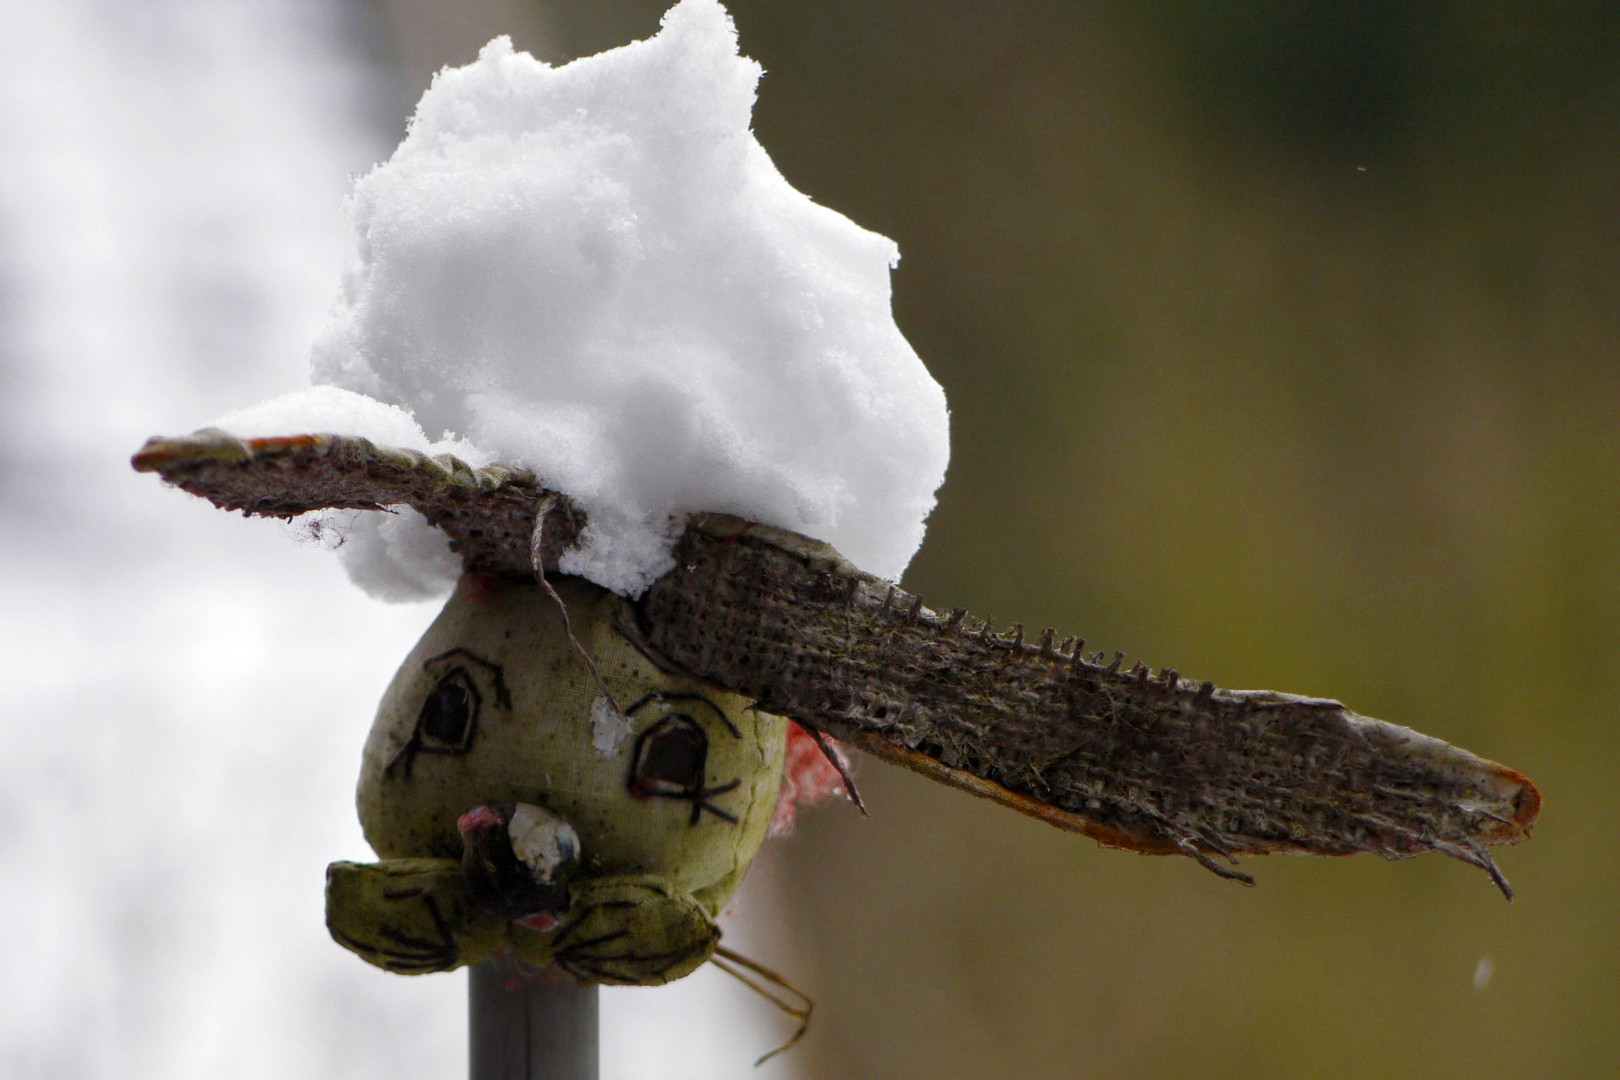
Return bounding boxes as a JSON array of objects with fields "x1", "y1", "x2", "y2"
[{"x1": 391, "y1": 2, "x2": 1617, "y2": 1075}]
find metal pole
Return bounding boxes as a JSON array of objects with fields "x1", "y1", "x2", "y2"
[{"x1": 469, "y1": 959, "x2": 599, "y2": 1080}]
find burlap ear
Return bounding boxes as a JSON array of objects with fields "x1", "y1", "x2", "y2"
[
  {"x1": 358, "y1": 573, "x2": 786, "y2": 919},
  {"x1": 135, "y1": 430, "x2": 1539, "y2": 900}
]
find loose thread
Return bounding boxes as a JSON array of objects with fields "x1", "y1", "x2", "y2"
[
  {"x1": 1465, "y1": 840, "x2": 1515, "y2": 902},
  {"x1": 803, "y1": 724, "x2": 867, "y2": 817},
  {"x1": 1176, "y1": 837, "x2": 1256, "y2": 886},
  {"x1": 530, "y1": 494, "x2": 622, "y2": 715},
  {"x1": 709, "y1": 944, "x2": 814, "y2": 1067}
]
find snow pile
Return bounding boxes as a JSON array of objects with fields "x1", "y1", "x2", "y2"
[
  {"x1": 221, "y1": 0, "x2": 949, "y2": 597},
  {"x1": 216, "y1": 384, "x2": 490, "y2": 462}
]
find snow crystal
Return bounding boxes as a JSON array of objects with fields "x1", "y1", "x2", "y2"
[
  {"x1": 226, "y1": 0, "x2": 950, "y2": 597},
  {"x1": 214, "y1": 385, "x2": 488, "y2": 462},
  {"x1": 332, "y1": 508, "x2": 467, "y2": 603}
]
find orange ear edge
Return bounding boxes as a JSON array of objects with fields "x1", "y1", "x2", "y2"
[{"x1": 837, "y1": 728, "x2": 1185, "y2": 856}]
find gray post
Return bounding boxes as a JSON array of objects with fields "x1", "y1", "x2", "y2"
[{"x1": 469, "y1": 959, "x2": 599, "y2": 1080}]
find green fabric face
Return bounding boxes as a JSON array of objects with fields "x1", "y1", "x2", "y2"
[
  {"x1": 326, "y1": 858, "x2": 503, "y2": 974},
  {"x1": 341, "y1": 573, "x2": 785, "y2": 984}
]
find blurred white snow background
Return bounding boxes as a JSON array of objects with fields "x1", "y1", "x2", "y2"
[{"x1": 0, "y1": 0, "x2": 803, "y2": 1076}]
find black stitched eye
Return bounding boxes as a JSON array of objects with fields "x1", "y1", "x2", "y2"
[
  {"x1": 624, "y1": 697, "x2": 742, "y2": 826},
  {"x1": 421, "y1": 668, "x2": 479, "y2": 749},
  {"x1": 385, "y1": 649, "x2": 508, "y2": 780},
  {"x1": 632, "y1": 715, "x2": 707, "y2": 791}
]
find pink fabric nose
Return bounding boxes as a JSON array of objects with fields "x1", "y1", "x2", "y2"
[{"x1": 457, "y1": 805, "x2": 504, "y2": 838}]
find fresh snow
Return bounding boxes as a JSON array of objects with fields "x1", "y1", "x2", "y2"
[
  {"x1": 0, "y1": 0, "x2": 824, "y2": 1073},
  {"x1": 215, "y1": 384, "x2": 493, "y2": 464},
  {"x1": 217, "y1": 0, "x2": 950, "y2": 597}
]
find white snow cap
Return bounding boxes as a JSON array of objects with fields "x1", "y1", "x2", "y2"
[{"x1": 242, "y1": 0, "x2": 949, "y2": 597}]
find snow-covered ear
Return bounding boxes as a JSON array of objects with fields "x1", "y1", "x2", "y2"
[
  {"x1": 135, "y1": 428, "x2": 1540, "y2": 896},
  {"x1": 132, "y1": 428, "x2": 569, "y2": 572}
]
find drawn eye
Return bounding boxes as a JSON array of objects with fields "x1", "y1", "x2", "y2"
[
  {"x1": 624, "y1": 694, "x2": 741, "y2": 826},
  {"x1": 385, "y1": 647, "x2": 510, "y2": 779},
  {"x1": 631, "y1": 715, "x2": 708, "y2": 793},
  {"x1": 420, "y1": 668, "x2": 479, "y2": 750}
]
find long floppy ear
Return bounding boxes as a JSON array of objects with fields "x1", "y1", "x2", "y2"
[{"x1": 134, "y1": 429, "x2": 1540, "y2": 895}]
